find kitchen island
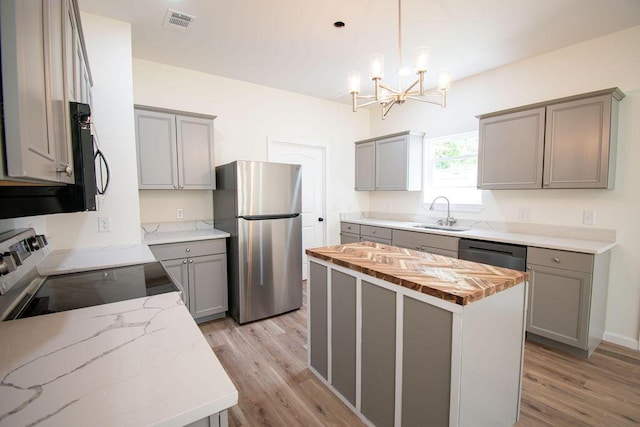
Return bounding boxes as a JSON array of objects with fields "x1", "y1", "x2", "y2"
[{"x1": 306, "y1": 242, "x2": 529, "y2": 427}]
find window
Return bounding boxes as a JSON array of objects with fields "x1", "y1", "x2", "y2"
[{"x1": 422, "y1": 131, "x2": 482, "y2": 209}]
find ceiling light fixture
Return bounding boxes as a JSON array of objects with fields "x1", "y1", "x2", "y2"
[{"x1": 348, "y1": 0, "x2": 451, "y2": 119}]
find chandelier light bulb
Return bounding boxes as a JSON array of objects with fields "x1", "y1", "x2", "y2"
[
  {"x1": 348, "y1": 71, "x2": 361, "y2": 94},
  {"x1": 437, "y1": 70, "x2": 452, "y2": 90},
  {"x1": 414, "y1": 47, "x2": 429, "y2": 72},
  {"x1": 369, "y1": 54, "x2": 384, "y2": 79}
]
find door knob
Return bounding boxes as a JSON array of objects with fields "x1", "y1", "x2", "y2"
[{"x1": 318, "y1": 217, "x2": 324, "y2": 222}]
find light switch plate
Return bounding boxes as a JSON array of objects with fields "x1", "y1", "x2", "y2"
[
  {"x1": 583, "y1": 210, "x2": 596, "y2": 226},
  {"x1": 518, "y1": 209, "x2": 532, "y2": 222},
  {"x1": 98, "y1": 217, "x2": 111, "y2": 233},
  {"x1": 176, "y1": 208, "x2": 184, "y2": 219}
]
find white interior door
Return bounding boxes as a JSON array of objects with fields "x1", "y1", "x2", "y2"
[{"x1": 268, "y1": 139, "x2": 326, "y2": 280}]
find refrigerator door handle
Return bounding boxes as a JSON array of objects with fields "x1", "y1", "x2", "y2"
[{"x1": 239, "y1": 213, "x2": 300, "y2": 221}]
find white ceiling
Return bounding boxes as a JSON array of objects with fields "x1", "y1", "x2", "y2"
[{"x1": 78, "y1": 0, "x2": 640, "y2": 104}]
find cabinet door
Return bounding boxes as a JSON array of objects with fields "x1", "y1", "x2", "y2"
[
  {"x1": 309, "y1": 261, "x2": 328, "y2": 380},
  {"x1": 355, "y1": 142, "x2": 375, "y2": 190},
  {"x1": 527, "y1": 264, "x2": 591, "y2": 349},
  {"x1": 402, "y1": 296, "x2": 452, "y2": 427},
  {"x1": 478, "y1": 108, "x2": 545, "y2": 189},
  {"x1": 331, "y1": 270, "x2": 357, "y2": 405},
  {"x1": 189, "y1": 254, "x2": 228, "y2": 319},
  {"x1": 64, "y1": 0, "x2": 78, "y2": 102},
  {"x1": 163, "y1": 258, "x2": 189, "y2": 308},
  {"x1": 361, "y1": 281, "x2": 396, "y2": 427},
  {"x1": 135, "y1": 109, "x2": 179, "y2": 189},
  {"x1": 176, "y1": 115, "x2": 216, "y2": 189},
  {"x1": 1, "y1": 0, "x2": 58, "y2": 182},
  {"x1": 375, "y1": 135, "x2": 408, "y2": 190},
  {"x1": 46, "y1": 0, "x2": 74, "y2": 183},
  {"x1": 544, "y1": 95, "x2": 612, "y2": 189}
]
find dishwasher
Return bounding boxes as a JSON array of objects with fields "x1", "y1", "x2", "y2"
[{"x1": 458, "y1": 238, "x2": 527, "y2": 271}]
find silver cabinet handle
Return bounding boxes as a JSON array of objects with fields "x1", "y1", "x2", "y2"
[
  {"x1": 372, "y1": 230, "x2": 377, "y2": 234},
  {"x1": 185, "y1": 248, "x2": 191, "y2": 252},
  {"x1": 553, "y1": 257, "x2": 560, "y2": 263},
  {"x1": 189, "y1": 259, "x2": 193, "y2": 264},
  {"x1": 182, "y1": 260, "x2": 187, "y2": 264},
  {"x1": 173, "y1": 185, "x2": 178, "y2": 189},
  {"x1": 179, "y1": 185, "x2": 184, "y2": 189}
]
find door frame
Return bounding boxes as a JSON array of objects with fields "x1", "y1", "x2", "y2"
[{"x1": 267, "y1": 137, "x2": 327, "y2": 248}]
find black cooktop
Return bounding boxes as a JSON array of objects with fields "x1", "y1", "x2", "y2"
[{"x1": 16, "y1": 262, "x2": 179, "y2": 319}]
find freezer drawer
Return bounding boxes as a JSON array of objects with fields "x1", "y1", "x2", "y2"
[{"x1": 236, "y1": 215, "x2": 302, "y2": 323}]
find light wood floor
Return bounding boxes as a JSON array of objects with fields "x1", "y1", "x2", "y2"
[{"x1": 199, "y1": 285, "x2": 640, "y2": 426}]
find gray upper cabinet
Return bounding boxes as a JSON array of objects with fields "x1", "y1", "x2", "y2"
[
  {"x1": 355, "y1": 141, "x2": 375, "y2": 190},
  {"x1": 477, "y1": 88, "x2": 624, "y2": 190},
  {"x1": 0, "y1": 0, "x2": 90, "y2": 184},
  {"x1": 478, "y1": 108, "x2": 545, "y2": 189},
  {"x1": 135, "y1": 106, "x2": 216, "y2": 190},
  {"x1": 544, "y1": 95, "x2": 616, "y2": 189},
  {"x1": 354, "y1": 131, "x2": 424, "y2": 191}
]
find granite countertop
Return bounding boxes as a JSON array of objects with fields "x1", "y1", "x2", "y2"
[
  {"x1": 342, "y1": 218, "x2": 615, "y2": 254},
  {"x1": 306, "y1": 241, "x2": 529, "y2": 305},
  {"x1": 0, "y1": 292, "x2": 238, "y2": 426}
]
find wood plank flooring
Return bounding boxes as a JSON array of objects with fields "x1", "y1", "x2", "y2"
[{"x1": 199, "y1": 283, "x2": 640, "y2": 426}]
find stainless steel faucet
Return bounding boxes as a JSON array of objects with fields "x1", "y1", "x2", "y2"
[{"x1": 429, "y1": 196, "x2": 457, "y2": 226}]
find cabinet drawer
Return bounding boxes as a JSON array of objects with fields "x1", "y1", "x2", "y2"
[
  {"x1": 340, "y1": 232, "x2": 360, "y2": 245},
  {"x1": 527, "y1": 247, "x2": 593, "y2": 273},
  {"x1": 392, "y1": 229, "x2": 459, "y2": 252},
  {"x1": 360, "y1": 225, "x2": 392, "y2": 240},
  {"x1": 341, "y1": 222, "x2": 361, "y2": 234},
  {"x1": 361, "y1": 236, "x2": 392, "y2": 245},
  {"x1": 150, "y1": 239, "x2": 226, "y2": 260}
]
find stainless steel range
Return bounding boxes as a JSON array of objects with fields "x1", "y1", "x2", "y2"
[{"x1": 0, "y1": 228, "x2": 179, "y2": 321}]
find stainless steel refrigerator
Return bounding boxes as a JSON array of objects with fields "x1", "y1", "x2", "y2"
[{"x1": 213, "y1": 161, "x2": 302, "y2": 324}]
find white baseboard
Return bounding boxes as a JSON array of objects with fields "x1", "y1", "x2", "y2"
[{"x1": 603, "y1": 332, "x2": 639, "y2": 350}]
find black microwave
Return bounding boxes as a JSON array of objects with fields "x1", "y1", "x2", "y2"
[{"x1": 0, "y1": 102, "x2": 98, "y2": 219}]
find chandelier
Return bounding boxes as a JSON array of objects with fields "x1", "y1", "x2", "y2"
[{"x1": 348, "y1": 0, "x2": 451, "y2": 119}]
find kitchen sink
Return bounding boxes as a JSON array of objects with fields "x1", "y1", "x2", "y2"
[{"x1": 411, "y1": 224, "x2": 470, "y2": 232}]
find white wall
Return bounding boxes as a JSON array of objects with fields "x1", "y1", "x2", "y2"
[
  {"x1": 133, "y1": 59, "x2": 370, "y2": 244},
  {"x1": 367, "y1": 26, "x2": 640, "y2": 348},
  {"x1": 45, "y1": 13, "x2": 141, "y2": 249}
]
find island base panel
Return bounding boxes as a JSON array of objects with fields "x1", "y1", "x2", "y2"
[
  {"x1": 309, "y1": 261, "x2": 328, "y2": 379},
  {"x1": 331, "y1": 270, "x2": 357, "y2": 405}
]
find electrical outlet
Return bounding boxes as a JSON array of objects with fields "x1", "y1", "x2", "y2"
[
  {"x1": 518, "y1": 209, "x2": 532, "y2": 222},
  {"x1": 176, "y1": 208, "x2": 184, "y2": 219},
  {"x1": 98, "y1": 217, "x2": 111, "y2": 233},
  {"x1": 583, "y1": 210, "x2": 596, "y2": 226}
]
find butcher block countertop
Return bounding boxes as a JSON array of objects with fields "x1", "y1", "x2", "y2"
[{"x1": 306, "y1": 241, "x2": 529, "y2": 305}]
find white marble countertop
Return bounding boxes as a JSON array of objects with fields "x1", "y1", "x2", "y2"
[
  {"x1": 0, "y1": 292, "x2": 238, "y2": 427},
  {"x1": 37, "y1": 243, "x2": 156, "y2": 276},
  {"x1": 144, "y1": 228, "x2": 230, "y2": 246},
  {"x1": 343, "y1": 218, "x2": 615, "y2": 254}
]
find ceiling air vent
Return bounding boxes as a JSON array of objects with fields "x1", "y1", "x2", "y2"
[{"x1": 163, "y1": 9, "x2": 196, "y2": 31}]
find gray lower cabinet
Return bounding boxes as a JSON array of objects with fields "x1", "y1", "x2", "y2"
[
  {"x1": 354, "y1": 131, "x2": 424, "y2": 191},
  {"x1": 331, "y1": 270, "x2": 357, "y2": 405},
  {"x1": 402, "y1": 296, "x2": 452, "y2": 427},
  {"x1": 135, "y1": 106, "x2": 216, "y2": 190},
  {"x1": 340, "y1": 222, "x2": 361, "y2": 244},
  {"x1": 360, "y1": 225, "x2": 392, "y2": 245},
  {"x1": 526, "y1": 247, "x2": 610, "y2": 357},
  {"x1": 150, "y1": 239, "x2": 228, "y2": 322},
  {"x1": 361, "y1": 282, "x2": 396, "y2": 427},
  {"x1": 392, "y1": 229, "x2": 459, "y2": 258},
  {"x1": 477, "y1": 88, "x2": 624, "y2": 190}
]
